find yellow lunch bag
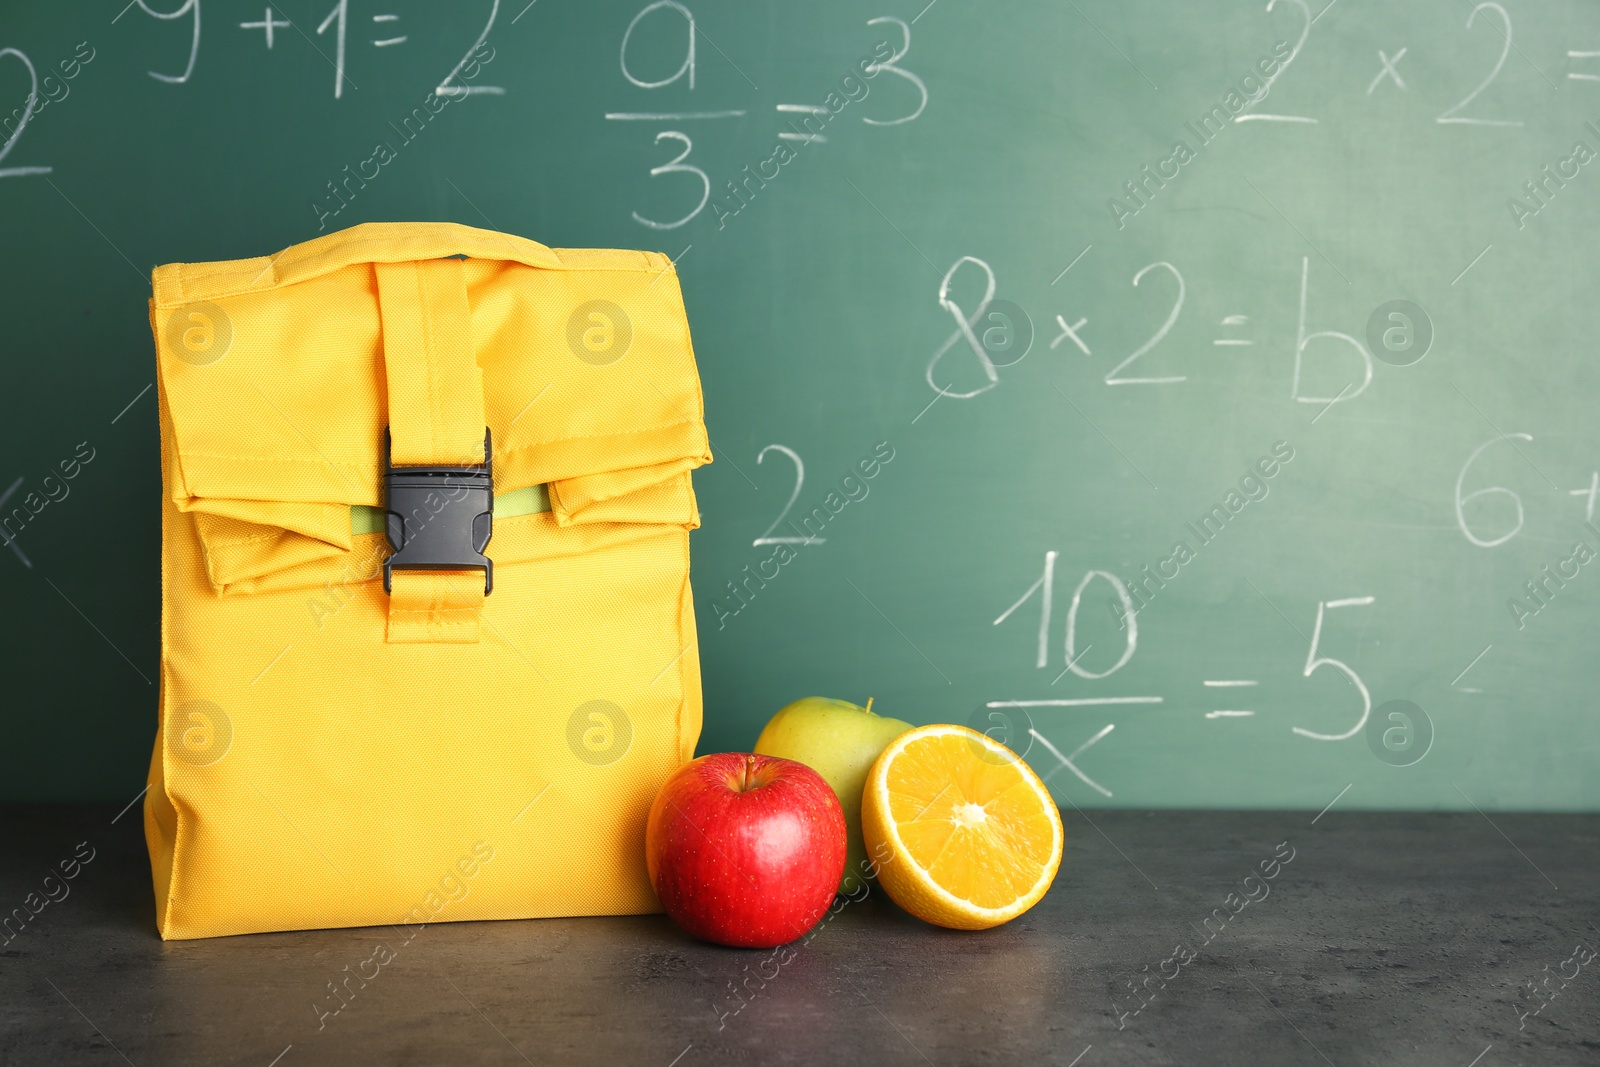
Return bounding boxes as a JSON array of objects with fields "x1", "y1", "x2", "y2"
[{"x1": 144, "y1": 221, "x2": 710, "y2": 940}]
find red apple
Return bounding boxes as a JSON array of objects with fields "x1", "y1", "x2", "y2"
[{"x1": 646, "y1": 753, "x2": 847, "y2": 948}]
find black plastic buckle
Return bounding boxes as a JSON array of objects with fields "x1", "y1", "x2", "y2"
[{"x1": 382, "y1": 428, "x2": 494, "y2": 595}]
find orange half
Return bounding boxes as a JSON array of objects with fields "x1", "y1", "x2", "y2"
[{"x1": 861, "y1": 724, "x2": 1063, "y2": 930}]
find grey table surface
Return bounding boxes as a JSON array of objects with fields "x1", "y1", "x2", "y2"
[{"x1": 2, "y1": 804, "x2": 1597, "y2": 1067}]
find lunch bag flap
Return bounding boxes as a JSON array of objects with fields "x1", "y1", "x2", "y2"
[{"x1": 151, "y1": 222, "x2": 710, "y2": 594}]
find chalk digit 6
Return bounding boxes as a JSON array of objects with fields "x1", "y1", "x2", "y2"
[
  {"x1": 1292, "y1": 257, "x2": 1372, "y2": 405},
  {"x1": 1454, "y1": 433, "x2": 1532, "y2": 548}
]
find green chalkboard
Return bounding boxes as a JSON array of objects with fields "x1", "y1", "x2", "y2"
[{"x1": 2, "y1": 0, "x2": 1598, "y2": 810}]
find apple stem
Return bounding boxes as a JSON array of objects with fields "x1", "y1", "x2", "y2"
[
  {"x1": 865, "y1": 696, "x2": 875, "y2": 715},
  {"x1": 743, "y1": 754, "x2": 757, "y2": 791}
]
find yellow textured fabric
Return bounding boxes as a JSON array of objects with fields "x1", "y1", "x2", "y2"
[{"x1": 144, "y1": 221, "x2": 710, "y2": 939}]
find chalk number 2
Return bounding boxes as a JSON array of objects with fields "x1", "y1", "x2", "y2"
[
  {"x1": 0, "y1": 48, "x2": 53, "y2": 181},
  {"x1": 753, "y1": 444, "x2": 824, "y2": 546}
]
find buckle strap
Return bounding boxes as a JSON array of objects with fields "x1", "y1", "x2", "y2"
[
  {"x1": 374, "y1": 257, "x2": 492, "y2": 644},
  {"x1": 377, "y1": 258, "x2": 487, "y2": 467},
  {"x1": 385, "y1": 571, "x2": 488, "y2": 644}
]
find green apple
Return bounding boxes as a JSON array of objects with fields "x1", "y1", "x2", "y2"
[{"x1": 754, "y1": 696, "x2": 913, "y2": 894}]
